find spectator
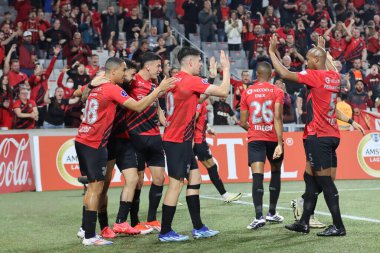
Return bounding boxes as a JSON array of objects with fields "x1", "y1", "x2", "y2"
[
  {"x1": 276, "y1": 23, "x2": 295, "y2": 43},
  {"x1": 13, "y1": 87, "x2": 38, "y2": 129},
  {"x1": 63, "y1": 32, "x2": 92, "y2": 66},
  {"x1": 182, "y1": 0, "x2": 201, "y2": 40},
  {"x1": 366, "y1": 24, "x2": 380, "y2": 66},
  {"x1": 57, "y1": 3, "x2": 77, "y2": 39},
  {"x1": 348, "y1": 59, "x2": 366, "y2": 92},
  {"x1": 263, "y1": 5, "x2": 280, "y2": 30},
  {"x1": 1, "y1": 11, "x2": 16, "y2": 30},
  {"x1": 43, "y1": 86, "x2": 79, "y2": 128},
  {"x1": 79, "y1": 14, "x2": 98, "y2": 49},
  {"x1": 294, "y1": 20, "x2": 308, "y2": 56},
  {"x1": 4, "y1": 45, "x2": 28, "y2": 90},
  {"x1": 23, "y1": 11, "x2": 39, "y2": 46},
  {"x1": 19, "y1": 31, "x2": 38, "y2": 77},
  {"x1": 118, "y1": 0, "x2": 139, "y2": 13},
  {"x1": 101, "y1": 6, "x2": 123, "y2": 45},
  {"x1": 132, "y1": 40, "x2": 150, "y2": 65},
  {"x1": 57, "y1": 67, "x2": 75, "y2": 99},
  {"x1": 347, "y1": 80, "x2": 373, "y2": 121},
  {"x1": 85, "y1": 55, "x2": 100, "y2": 78},
  {"x1": 225, "y1": 11, "x2": 243, "y2": 52},
  {"x1": 275, "y1": 55, "x2": 300, "y2": 95},
  {"x1": 215, "y1": 0, "x2": 229, "y2": 42},
  {"x1": 314, "y1": 18, "x2": 329, "y2": 36},
  {"x1": 0, "y1": 25, "x2": 20, "y2": 60},
  {"x1": 123, "y1": 7, "x2": 143, "y2": 43},
  {"x1": 109, "y1": 34, "x2": 130, "y2": 58},
  {"x1": 277, "y1": 33, "x2": 304, "y2": 71},
  {"x1": 66, "y1": 61, "x2": 91, "y2": 89},
  {"x1": 15, "y1": 0, "x2": 32, "y2": 23},
  {"x1": 212, "y1": 97, "x2": 239, "y2": 125},
  {"x1": 165, "y1": 0, "x2": 176, "y2": 19},
  {"x1": 230, "y1": 70, "x2": 252, "y2": 117},
  {"x1": 199, "y1": 0, "x2": 218, "y2": 42},
  {"x1": 145, "y1": 26, "x2": 162, "y2": 51},
  {"x1": 44, "y1": 19, "x2": 69, "y2": 58},
  {"x1": 153, "y1": 35, "x2": 177, "y2": 63},
  {"x1": 274, "y1": 78, "x2": 296, "y2": 124},
  {"x1": 335, "y1": 0, "x2": 348, "y2": 22},
  {"x1": 323, "y1": 23, "x2": 351, "y2": 62},
  {"x1": 29, "y1": 46, "x2": 60, "y2": 127},
  {"x1": 279, "y1": 0, "x2": 298, "y2": 26},
  {"x1": 149, "y1": 0, "x2": 167, "y2": 34},
  {"x1": 336, "y1": 93, "x2": 353, "y2": 131},
  {"x1": 295, "y1": 3, "x2": 313, "y2": 29},
  {"x1": 365, "y1": 64, "x2": 380, "y2": 105},
  {"x1": 344, "y1": 27, "x2": 367, "y2": 71},
  {"x1": 0, "y1": 75, "x2": 14, "y2": 129}
]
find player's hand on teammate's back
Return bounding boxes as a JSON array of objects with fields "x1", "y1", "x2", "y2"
[
  {"x1": 220, "y1": 50, "x2": 230, "y2": 70},
  {"x1": 158, "y1": 76, "x2": 177, "y2": 93},
  {"x1": 273, "y1": 144, "x2": 283, "y2": 159}
]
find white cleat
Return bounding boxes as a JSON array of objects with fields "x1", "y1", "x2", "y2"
[
  {"x1": 223, "y1": 192, "x2": 243, "y2": 203},
  {"x1": 82, "y1": 235, "x2": 113, "y2": 246},
  {"x1": 247, "y1": 216, "x2": 266, "y2": 230},
  {"x1": 77, "y1": 227, "x2": 85, "y2": 239},
  {"x1": 266, "y1": 212, "x2": 284, "y2": 223}
]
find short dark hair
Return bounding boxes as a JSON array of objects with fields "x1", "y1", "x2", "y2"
[
  {"x1": 124, "y1": 58, "x2": 137, "y2": 70},
  {"x1": 256, "y1": 61, "x2": 272, "y2": 78},
  {"x1": 177, "y1": 47, "x2": 201, "y2": 64},
  {"x1": 105, "y1": 57, "x2": 124, "y2": 72},
  {"x1": 140, "y1": 52, "x2": 162, "y2": 68}
]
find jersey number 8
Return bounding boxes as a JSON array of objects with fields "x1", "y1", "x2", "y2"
[
  {"x1": 82, "y1": 98, "x2": 99, "y2": 124},
  {"x1": 250, "y1": 100, "x2": 273, "y2": 124}
]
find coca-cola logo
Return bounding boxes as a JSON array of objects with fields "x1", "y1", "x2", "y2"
[
  {"x1": 0, "y1": 137, "x2": 32, "y2": 188},
  {"x1": 56, "y1": 139, "x2": 82, "y2": 186}
]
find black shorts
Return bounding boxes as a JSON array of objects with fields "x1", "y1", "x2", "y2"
[
  {"x1": 163, "y1": 140, "x2": 198, "y2": 179},
  {"x1": 304, "y1": 135, "x2": 340, "y2": 171},
  {"x1": 248, "y1": 141, "x2": 284, "y2": 166},
  {"x1": 130, "y1": 134, "x2": 166, "y2": 171},
  {"x1": 75, "y1": 141, "x2": 108, "y2": 182},
  {"x1": 193, "y1": 141, "x2": 213, "y2": 161},
  {"x1": 107, "y1": 138, "x2": 138, "y2": 171}
]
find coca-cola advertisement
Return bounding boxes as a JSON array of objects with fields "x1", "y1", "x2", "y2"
[{"x1": 0, "y1": 134, "x2": 35, "y2": 194}]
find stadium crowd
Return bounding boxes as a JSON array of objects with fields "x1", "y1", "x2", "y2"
[{"x1": 0, "y1": 0, "x2": 379, "y2": 130}]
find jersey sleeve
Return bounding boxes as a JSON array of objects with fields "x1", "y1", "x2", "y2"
[
  {"x1": 275, "y1": 88, "x2": 285, "y2": 103},
  {"x1": 296, "y1": 69, "x2": 323, "y2": 88},
  {"x1": 189, "y1": 76, "x2": 211, "y2": 94},
  {"x1": 13, "y1": 100, "x2": 21, "y2": 109},
  {"x1": 196, "y1": 103, "x2": 203, "y2": 114},
  {"x1": 240, "y1": 90, "x2": 249, "y2": 111},
  {"x1": 109, "y1": 85, "x2": 130, "y2": 105}
]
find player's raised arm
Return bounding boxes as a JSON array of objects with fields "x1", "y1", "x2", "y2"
[
  {"x1": 204, "y1": 51, "x2": 230, "y2": 97},
  {"x1": 268, "y1": 35, "x2": 299, "y2": 83},
  {"x1": 122, "y1": 76, "x2": 176, "y2": 113}
]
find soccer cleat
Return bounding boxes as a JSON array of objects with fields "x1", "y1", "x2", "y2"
[
  {"x1": 144, "y1": 220, "x2": 161, "y2": 232},
  {"x1": 290, "y1": 197, "x2": 304, "y2": 221},
  {"x1": 113, "y1": 222, "x2": 141, "y2": 235},
  {"x1": 192, "y1": 225, "x2": 220, "y2": 239},
  {"x1": 266, "y1": 212, "x2": 284, "y2": 223},
  {"x1": 246, "y1": 216, "x2": 266, "y2": 230},
  {"x1": 100, "y1": 226, "x2": 116, "y2": 238},
  {"x1": 285, "y1": 221, "x2": 310, "y2": 234},
  {"x1": 223, "y1": 192, "x2": 243, "y2": 203},
  {"x1": 77, "y1": 227, "x2": 85, "y2": 239},
  {"x1": 82, "y1": 235, "x2": 113, "y2": 246},
  {"x1": 317, "y1": 225, "x2": 346, "y2": 236},
  {"x1": 309, "y1": 215, "x2": 326, "y2": 228},
  {"x1": 134, "y1": 223, "x2": 154, "y2": 235},
  {"x1": 158, "y1": 230, "x2": 189, "y2": 242}
]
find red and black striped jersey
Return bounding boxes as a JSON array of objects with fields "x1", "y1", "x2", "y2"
[{"x1": 13, "y1": 99, "x2": 36, "y2": 129}]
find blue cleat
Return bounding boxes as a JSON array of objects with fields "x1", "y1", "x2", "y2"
[
  {"x1": 192, "y1": 225, "x2": 219, "y2": 239},
  {"x1": 158, "y1": 230, "x2": 189, "y2": 242}
]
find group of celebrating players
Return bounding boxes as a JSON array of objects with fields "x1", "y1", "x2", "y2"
[{"x1": 72, "y1": 34, "x2": 364, "y2": 246}]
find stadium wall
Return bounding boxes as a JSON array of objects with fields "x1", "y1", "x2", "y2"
[{"x1": 1, "y1": 127, "x2": 379, "y2": 193}]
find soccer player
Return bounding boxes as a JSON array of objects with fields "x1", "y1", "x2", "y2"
[
  {"x1": 75, "y1": 57, "x2": 175, "y2": 246},
  {"x1": 125, "y1": 52, "x2": 168, "y2": 233},
  {"x1": 240, "y1": 62, "x2": 285, "y2": 230},
  {"x1": 194, "y1": 57, "x2": 242, "y2": 203},
  {"x1": 268, "y1": 35, "x2": 355, "y2": 236},
  {"x1": 158, "y1": 48, "x2": 231, "y2": 242}
]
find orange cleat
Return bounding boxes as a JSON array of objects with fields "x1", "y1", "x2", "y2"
[
  {"x1": 100, "y1": 226, "x2": 117, "y2": 238},
  {"x1": 133, "y1": 223, "x2": 154, "y2": 235},
  {"x1": 113, "y1": 222, "x2": 141, "y2": 235},
  {"x1": 144, "y1": 220, "x2": 161, "y2": 232}
]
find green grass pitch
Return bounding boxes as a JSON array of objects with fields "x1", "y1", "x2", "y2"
[{"x1": 1, "y1": 180, "x2": 380, "y2": 253}]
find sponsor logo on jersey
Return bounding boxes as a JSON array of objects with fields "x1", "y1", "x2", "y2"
[
  {"x1": 121, "y1": 90, "x2": 128, "y2": 97},
  {"x1": 201, "y1": 78, "x2": 209, "y2": 84},
  {"x1": 357, "y1": 133, "x2": 380, "y2": 178}
]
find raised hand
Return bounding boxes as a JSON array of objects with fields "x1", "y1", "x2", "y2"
[
  {"x1": 209, "y1": 56, "x2": 217, "y2": 78},
  {"x1": 269, "y1": 34, "x2": 278, "y2": 54},
  {"x1": 53, "y1": 45, "x2": 61, "y2": 56},
  {"x1": 317, "y1": 35, "x2": 325, "y2": 49},
  {"x1": 220, "y1": 50, "x2": 230, "y2": 71},
  {"x1": 158, "y1": 76, "x2": 177, "y2": 93}
]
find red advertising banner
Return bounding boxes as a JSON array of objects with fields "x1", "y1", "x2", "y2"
[
  {"x1": 356, "y1": 110, "x2": 380, "y2": 131},
  {"x1": 0, "y1": 134, "x2": 35, "y2": 194},
  {"x1": 35, "y1": 131, "x2": 380, "y2": 191}
]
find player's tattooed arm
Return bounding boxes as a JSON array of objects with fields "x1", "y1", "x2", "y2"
[
  {"x1": 336, "y1": 108, "x2": 365, "y2": 135},
  {"x1": 268, "y1": 35, "x2": 299, "y2": 83}
]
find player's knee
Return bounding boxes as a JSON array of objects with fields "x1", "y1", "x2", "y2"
[
  {"x1": 187, "y1": 184, "x2": 201, "y2": 190},
  {"x1": 152, "y1": 174, "x2": 165, "y2": 186}
]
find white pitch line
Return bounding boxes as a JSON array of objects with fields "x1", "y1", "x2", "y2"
[{"x1": 200, "y1": 195, "x2": 380, "y2": 224}]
